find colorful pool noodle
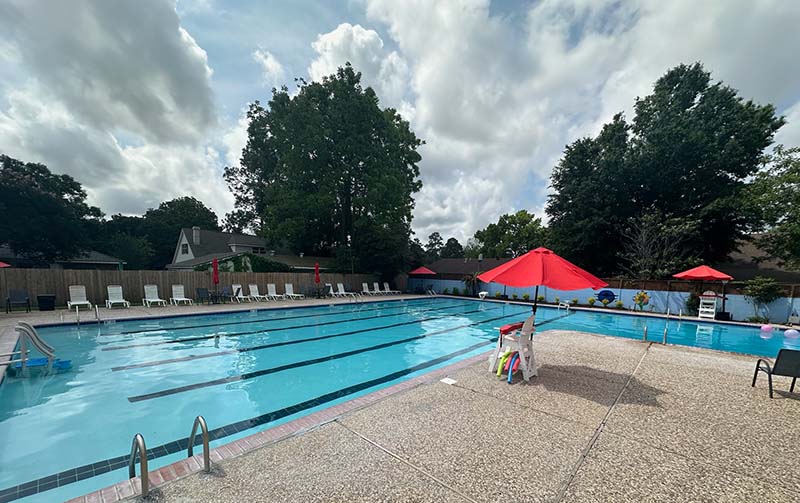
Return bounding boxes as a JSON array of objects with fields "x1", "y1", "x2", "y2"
[
  {"x1": 507, "y1": 354, "x2": 520, "y2": 383},
  {"x1": 496, "y1": 352, "x2": 511, "y2": 377},
  {"x1": 503, "y1": 351, "x2": 518, "y2": 372}
]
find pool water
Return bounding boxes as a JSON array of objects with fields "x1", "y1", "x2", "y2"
[{"x1": 1, "y1": 297, "x2": 798, "y2": 502}]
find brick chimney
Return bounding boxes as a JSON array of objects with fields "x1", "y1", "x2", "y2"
[{"x1": 192, "y1": 226, "x2": 201, "y2": 245}]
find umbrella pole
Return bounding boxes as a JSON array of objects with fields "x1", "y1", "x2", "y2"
[{"x1": 531, "y1": 285, "x2": 539, "y2": 341}]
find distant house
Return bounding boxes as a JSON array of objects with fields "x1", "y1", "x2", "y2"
[
  {"x1": 717, "y1": 237, "x2": 800, "y2": 283},
  {"x1": 422, "y1": 257, "x2": 512, "y2": 280},
  {"x1": 166, "y1": 227, "x2": 333, "y2": 271},
  {"x1": 0, "y1": 245, "x2": 126, "y2": 270}
]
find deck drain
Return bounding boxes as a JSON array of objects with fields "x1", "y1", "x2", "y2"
[{"x1": 440, "y1": 377, "x2": 457, "y2": 385}]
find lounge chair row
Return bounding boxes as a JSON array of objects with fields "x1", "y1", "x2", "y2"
[
  {"x1": 360, "y1": 282, "x2": 401, "y2": 296},
  {"x1": 210, "y1": 283, "x2": 306, "y2": 303}
]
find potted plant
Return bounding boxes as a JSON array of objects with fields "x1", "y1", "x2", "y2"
[
  {"x1": 442, "y1": 288, "x2": 450, "y2": 295},
  {"x1": 522, "y1": 293, "x2": 530, "y2": 301},
  {"x1": 554, "y1": 296, "x2": 560, "y2": 304},
  {"x1": 494, "y1": 291, "x2": 502, "y2": 299},
  {"x1": 601, "y1": 298, "x2": 610, "y2": 308},
  {"x1": 537, "y1": 294, "x2": 545, "y2": 302},
  {"x1": 587, "y1": 297, "x2": 596, "y2": 306},
  {"x1": 512, "y1": 293, "x2": 518, "y2": 300},
  {"x1": 570, "y1": 298, "x2": 578, "y2": 305},
  {"x1": 615, "y1": 300, "x2": 624, "y2": 309}
]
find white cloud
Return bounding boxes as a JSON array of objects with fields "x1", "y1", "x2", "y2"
[
  {"x1": 364, "y1": 0, "x2": 800, "y2": 242},
  {"x1": 309, "y1": 23, "x2": 409, "y2": 108},
  {"x1": 252, "y1": 49, "x2": 285, "y2": 87}
]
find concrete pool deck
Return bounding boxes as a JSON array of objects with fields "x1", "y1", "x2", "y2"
[{"x1": 105, "y1": 330, "x2": 799, "y2": 502}]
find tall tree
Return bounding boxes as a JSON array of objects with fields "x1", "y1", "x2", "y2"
[
  {"x1": 440, "y1": 237, "x2": 464, "y2": 258},
  {"x1": 0, "y1": 154, "x2": 102, "y2": 262},
  {"x1": 547, "y1": 63, "x2": 784, "y2": 275},
  {"x1": 473, "y1": 210, "x2": 547, "y2": 258},
  {"x1": 142, "y1": 197, "x2": 220, "y2": 268},
  {"x1": 749, "y1": 145, "x2": 800, "y2": 269},
  {"x1": 225, "y1": 64, "x2": 423, "y2": 275},
  {"x1": 425, "y1": 232, "x2": 444, "y2": 261}
]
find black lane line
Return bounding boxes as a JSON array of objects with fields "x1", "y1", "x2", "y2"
[
  {"x1": 111, "y1": 304, "x2": 505, "y2": 372},
  {"x1": 101, "y1": 301, "x2": 470, "y2": 352},
  {"x1": 126, "y1": 308, "x2": 524, "y2": 402},
  {"x1": 0, "y1": 318, "x2": 511, "y2": 503},
  {"x1": 100, "y1": 298, "x2": 443, "y2": 337}
]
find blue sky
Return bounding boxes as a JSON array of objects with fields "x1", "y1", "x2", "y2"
[{"x1": 1, "y1": 0, "x2": 800, "y2": 243}]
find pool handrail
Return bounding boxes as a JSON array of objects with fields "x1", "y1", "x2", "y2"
[
  {"x1": 188, "y1": 415, "x2": 211, "y2": 473},
  {"x1": 127, "y1": 433, "x2": 149, "y2": 497}
]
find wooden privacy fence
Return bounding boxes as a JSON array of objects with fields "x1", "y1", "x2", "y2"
[{"x1": 0, "y1": 269, "x2": 379, "y2": 308}]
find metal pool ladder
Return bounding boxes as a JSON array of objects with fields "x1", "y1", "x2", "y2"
[
  {"x1": 188, "y1": 415, "x2": 211, "y2": 473},
  {"x1": 128, "y1": 433, "x2": 149, "y2": 497}
]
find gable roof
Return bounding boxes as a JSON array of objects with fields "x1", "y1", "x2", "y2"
[
  {"x1": 0, "y1": 246, "x2": 125, "y2": 265},
  {"x1": 179, "y1": 227, "x2": 268, "y2": 258},
  {"x1": 425, "y1": 257, "x2": 512, "y2": 276}
]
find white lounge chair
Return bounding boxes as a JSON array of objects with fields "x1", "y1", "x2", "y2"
[
  {"x1": 249, "y1": 284, "x2": 268, "y2": 302},
  {"x1": 231, "y1": 284, "x2": 251, "y2": 302},
  {"x1": 284, "y1": 283, "x2": 305, "y2": 300},
  {"x1": 337, "y1": 283, "x2": 357, "y2": 298},
  {"x1": 326, "y1": 283, "x2": 339, "y2": 297},
  {"x1": 170, "y1": 284, "x2": 193, "y2": 305},
  {"x1": 372, "y1": 282, "x2": 386, "y2": 296},
  {"x1": 106, "y1": 285, "x2": 130, "y2": 309},
  {"x1": 266, "y1": 283, "x2": 284, "y2": 301},
  {"x1": 67, "y1": 285, "x2": 92, "y2": 310},
  {"x1": 362, "y1": 283, "x2": 376, "y2": 296},
  {"x1": 143, "y1": 284, "x2": 167, "y2": 307},
  {"x1": 383, "y1": 282, "x2": 401, "y2": 295}
]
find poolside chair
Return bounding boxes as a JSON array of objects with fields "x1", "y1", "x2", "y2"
[
  {"x1": 373, "y1": 282, "x2": 386, "y2": 296},
  {"x1": 195, "y1": 288, "x2": 211, "y2": 305},
  {"x1": 231, "y1": 284, "x2": 251, "y2": 303},
  {"x1": 383, "y1": 282, "x2": 400, "y2": 295},
  {"x1": 171, "y1": 285, "x2": 193, "y2": 305},
  {"x1": 337, "y1": 283, "x2": 357, "y2": 298},
  {"x1": 6, "y1": 289, "x2": 31, "y2": 313},
  {"x1": 67, "y1": 285, "x2": 92, "y2": 310},
  {"x1": 284, "y1": 283, "x2": 305, "y2": 300},
  {"x1": 362, "y1": 283, "x2": 376, "y2": 296},
  {"x1": 752, "y1": 349, "x2": 800, "y2": 398},
  {"x1": 220, "y1": 286, "x2": 236, "y2": 303},
  {"x1": 105, "y1": 285, "x2": 130, "y2": 309},
  {"x1": 249, "y1": 284, "x2": 268, "y2": 302},
  {"x1": 143, "y1": 284, "x2": 167, "y2": 307},
  {"x1": 266, "y1": 283, "x2": 284, "y2": 301},
  {"x1": 326, "y1": 283, "x2": 338, "y2": 298}
]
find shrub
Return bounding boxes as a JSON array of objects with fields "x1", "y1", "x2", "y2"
[
  {"x1": 442, "y1": 288, "x2": 450, "y2": 295},
  {"x1": 495, "y1": 291, "x2": 502, "y2": 298},
  {"x1": 570, "y1": 298, "x2": 578, "y2": 305},
  {"x1": 685, "y1": 292, "x2": 700, "y2": 315},
  {"x1": 587, "y1": 297, "x2": 596, "y2": 306},
  {"x1": 522, "y1": 293, "x2": 530, "y2": 301},
  {"x1": 743, "y1": 276, "x2": 783, "y2": 320},
  {"x1": 746, "y1": 315, "x2": 770, "y2": 324},
  {"x1": 615, "y1": 300, "x2": 624, "y2": 308},
  {"x1": 537, "y1": 295, "x2": 545, "y2": 302},
  {"x1": 601, "y1": 298, "x2": 610, "y2": 307},
  {"x1": 554, "y1": 296, "x2": 560, "y2": 304},
  {"x1": 462, "y1": 288, "x2": 470, "y2": 296},
  {"x1": 512, "y1": 293, "x2": 518, "y2": 300}
]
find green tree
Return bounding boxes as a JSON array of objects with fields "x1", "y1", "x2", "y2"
[
  {"x1": 440, "y1": 237, "x2": 464, "y2": 258},
  {"x1": 224, "y1": 64, "x2": 422, "y2": 276},
  {"x1": 618, "y1": 211, "x2": 699, "y2": 279},
  {"x1": 473, "y1": 210, "x2": 547, "y2": 258},
  {"x1": 142, "y1": 197, "x2": 220, "y2": 268},
  {"x1": 742, "y1": 276, "x2": 783, "y2": 321},
  {"x1": 749, "y1": 146, "x2": 800, "y2": 269},
  {"x1": 547, "y1": 63, "x2": 784, "y2": 275},
  {"x1": 425, "y1": 232, "x2": 444, "y2": 261},
  {"x1": 0, "y1": 154, "x2": 102, "y2": 262}
]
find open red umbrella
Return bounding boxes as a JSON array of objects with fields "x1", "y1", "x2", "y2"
[
  {"x1": 212, "y1": 257, "x2": 219, "y2": 290},
  {"x1": 0, "y1": 261, "x2": 11, "y2": 268},
  {"x1": 673, "y1": 265, "x2": 733, "y2": 314},
  {"x1": 409, "y1": 266, "x2": 436, "y2": 275},
  {"x1": 478, "y1": 247, "x2": 607, "y2": 321}
]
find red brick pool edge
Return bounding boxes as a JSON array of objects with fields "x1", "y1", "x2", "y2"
[{"x1": 65, "y1": 350, "x2": 491, "y2": 503}]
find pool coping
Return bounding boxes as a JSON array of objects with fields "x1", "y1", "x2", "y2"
[{"x1": 63, "y1": 350, "x2": 491, "y2": 503}]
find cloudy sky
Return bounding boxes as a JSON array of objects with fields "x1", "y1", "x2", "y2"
[{"x1": 1, "y1": 0, "x2": 799, "y2": 243}]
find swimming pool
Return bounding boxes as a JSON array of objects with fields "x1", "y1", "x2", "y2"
[{"x1": 1, "y1": 297, "x2": 798, "y2": 502}]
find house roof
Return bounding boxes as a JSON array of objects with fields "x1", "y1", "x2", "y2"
[
  {"x1": 716, "y1": 238, "x2": 800, "y2": 282},
  {"x1": 167, "y1": 251, "x2": 335, "y2": 270},
  {"x1": 424, "y1": 257, "x2": 512, "y2": 276},
  {"x1": 0, "y1": 246, "x2": 125, "y2": 265},
  {"x1": 180, "y1": 228, "x2": 270, "y2": 258}
]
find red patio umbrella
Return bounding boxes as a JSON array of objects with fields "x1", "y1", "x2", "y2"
[
  {"x1": 314, "y1": 262, "x2": 320, "y2": 284},
  {"x1": 409, "y1": 266, "x2": 436, "y2": 275},
  {"x1": 0, "y1": 261, "x2": 11, "y2": 268},
  {"x1": 478, "y1": 247, "x2": 607, "y2": 325},
  {"x1": 212, "y1": 257, "x2": 219, "y2": 290},
  {"x1": 673, "y1": 265, "x2": 733, "y2": 314}
]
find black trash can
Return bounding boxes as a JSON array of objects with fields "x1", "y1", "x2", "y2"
[{"x1": 37, "y1": 294, "x2": 56, "y2": 311}]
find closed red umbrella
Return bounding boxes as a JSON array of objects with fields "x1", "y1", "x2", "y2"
[
  {"x1": 314, "y1": 262, "x2": 320, "y2": 284},
  {"x1": 212, "y1": 257, "x2": 219, "y2": 289},
  {"x1": 0, "y1": 261, "x2": 11, "y2": 268},
  {"x1": 409, "y1": 266, "x2": 436, "y2": 275}
]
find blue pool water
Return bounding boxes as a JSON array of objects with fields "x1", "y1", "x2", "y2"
[{"x1": 1, "y1": 297, "x2": 798, "y2": 502}]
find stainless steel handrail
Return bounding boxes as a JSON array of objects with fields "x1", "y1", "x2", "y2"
[
  {"x1": 128, "y1": 433, "x2": 149, "y2": 497},
  {"x1": 188, "y1": 415, "x2": 211, "y2": 473}
]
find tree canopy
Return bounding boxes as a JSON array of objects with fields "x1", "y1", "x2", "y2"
[
  {"x1": 472, "y1": 210, "x2": 547, "y2": 258},
  {"x1": 224, "y1": 64, "x2": 423, "y2": 276},
  {"x1": 0, "y1": 154, "x2": 102, "y2": 262},
  {"x1": 440, "y1": 237, "x2": 464, "y2": 258},
  {"x1": 546, "y1": 63, "x2": 784, "y2": 275}
]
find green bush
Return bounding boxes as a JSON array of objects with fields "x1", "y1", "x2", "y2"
[
  {"x1": 537, "y1": 295, "x2": 545, "y2": 302},
  {"x1": 512, "y1": 293, "x2": 518, "y2": 300},
  {"x1": 554, "y1": 296, "x2": 560, "y2": 304},
  {"x1": 601, "y1": 298, "x2": 610, "y2": 307},
  {"x1": 495, "y1": 292, "x2": 502, "y2": 298},
  {"x1": 462, "y1": 288, "x2": 470, "y2": 296},
  {"x1": 442, "y1": 288, "x2": 450, "y2": 295},
  {"x1": 685, "y1": 292, "x2": 700, "y2": 316},
  {"x1": 570, "y1": 298, "x2": 578, "y2": 305},
  {"x1": 615, "y1": 300, "x2": 624, "y2": 308},
  {"x1": 746, "y1": 315, "x2": 770, "y2": 324},
  {"x1": 587, "y1": 297, "x2": 596, "y2": 306},
  {"x1": 522, "y1": 293, "x2": 530, "y2": 301},
  {"x1": 743, "y1": 276, "x2": 783, "y2": 320}
]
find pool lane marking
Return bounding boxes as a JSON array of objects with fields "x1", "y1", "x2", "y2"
[
  {"x1": 110, "y1": 304, "x2": 506, "y2": 372},
  {"x1": 125, "y1": 308, "x2": 525, "y2": 402},
  {"x1": 100, "y1": 298, "x2": 445, "y2": 337},
  {"x1": 102, "y1": 301, "x2": 471, "y2": 352},
  {"x1": 0, "y1": 333, "x2": 502, "y2": 503}
]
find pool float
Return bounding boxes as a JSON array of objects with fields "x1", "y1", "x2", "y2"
[
  {"x1": 496, "y1": 352, "x2": 511, "y2": 377},
  {"x1": 503, "y1": 351, "x2": 518, "y2": 372},
  {"x1": 507, "y1": 354, "x2": 520, "y2": 384}
]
